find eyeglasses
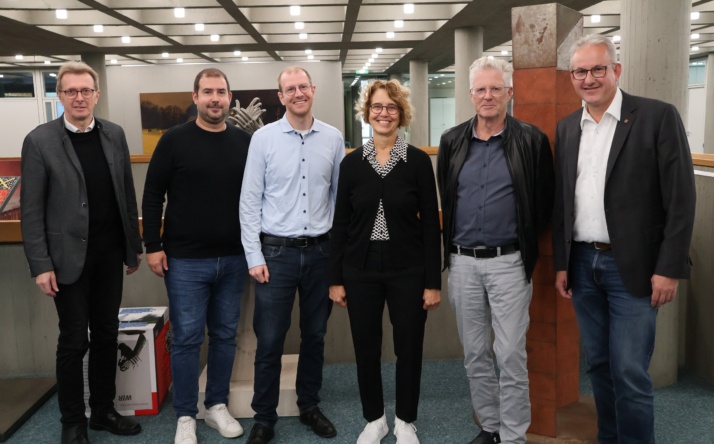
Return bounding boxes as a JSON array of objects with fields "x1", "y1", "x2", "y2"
[
  {"x1": 469, "y1": 86, "x2": 510, "y2": 98},
  {"x1": 570, "y1": 64, "x2": 615, "y2": 80},
  {"x1": 370, "y1": 103, "x2": 399, "y2": 115},
  {"x1": 60, "y1": 88, "x2": 96, "y2": 98},
  {"x1": 282, "y1": 83, "x2": 312, "y2": 96}
]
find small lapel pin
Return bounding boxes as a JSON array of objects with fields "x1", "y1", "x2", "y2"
[{"x1": 624, "y1": 119, "x2": 629, "y2": 124}]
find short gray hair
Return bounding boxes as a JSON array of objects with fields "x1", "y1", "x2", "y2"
[
  {"x1": 468, "y1": 57, "x2": 513, "y2": 88},
  {"x1": 569, "y1": 35, "x2": 618, "y2": 69}
]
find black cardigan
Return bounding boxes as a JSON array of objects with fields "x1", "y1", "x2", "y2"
[{"x1": 328, "y1": 144, "x2": 441, "y2": 289}]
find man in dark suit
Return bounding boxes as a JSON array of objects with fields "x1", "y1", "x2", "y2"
[
  {"x1": 21, "y1": 61, "x2": 143, "y2": 444},
  {"x1": 553, "y1": 35, "x2": 696, "y2": 443}
]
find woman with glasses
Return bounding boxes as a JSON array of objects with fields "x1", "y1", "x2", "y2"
[{"x1": 328, "y1": 79, "x2": 441, "y2": 444}]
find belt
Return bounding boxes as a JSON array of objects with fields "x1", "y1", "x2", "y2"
[
  {"x1": 260, "y1": 233, "x2": 330, "y2": 248},
  {"x1": 586, "y1": 241, "x2": 612, "y2": 251},
  {"x1": 450, "y1": 243, "x2": 519, "y2": 258}
]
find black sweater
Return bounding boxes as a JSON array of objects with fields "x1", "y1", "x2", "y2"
[
  {"x1": 328, "y1": 144, "x2": 441, "y2": 289},
  {"x1": 142, "y1": 121, "x2": 251, "y2": 258}
]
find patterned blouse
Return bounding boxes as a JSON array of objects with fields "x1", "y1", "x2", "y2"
[{"x1": 362, "y1": 136, "x2": 409, "y2": 241}]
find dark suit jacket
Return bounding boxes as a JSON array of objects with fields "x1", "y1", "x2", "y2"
[
  {"x1": 20, "y1": 116, "x2": 142, "y2": 284},
  {"x1": 552, "y1": 90, "x2": 696, "y2": 298}
]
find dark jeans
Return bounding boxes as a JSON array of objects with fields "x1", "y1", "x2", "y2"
[
  {"x1": 251, "y1": 240, "x2": 332, "y2": 427},
  {"x1": 164, "y1": 255, "x2": 248, "y2": 418},
  {"x1": 570, "y1": 242, "x2": 657, "y2": 444},
  {"x1": 54, "y1": 248, "x2": 124, "y2": 428},
  {"x1": 344, "y1": 241, "x2": 427, "y2": 423}
]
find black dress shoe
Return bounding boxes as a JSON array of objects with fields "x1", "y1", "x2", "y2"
[
  {"x1": 469, "y1": 429, "x2": 501, "y2": 444},
  {"x1": 247, "y1": 423, "x2": 275, "y2": 444},
  {"x1": 89, "y1": 409, "x2": 141, "y2": 435},
  {"x1": 299, "y1": 407, "x2": 337, "y2": 438},
  {"x1": 61, "y1": 424, "x2": 89, "y2": 444}
]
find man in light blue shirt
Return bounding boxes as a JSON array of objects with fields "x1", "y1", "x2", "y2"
[{"x1": 240, "y1": 66, "x2": 344, "y2": 444}]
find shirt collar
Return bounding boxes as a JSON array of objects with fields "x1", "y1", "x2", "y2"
[
  {"x1": 278, "y1": 113, "x2": 316, "y2": 134},
  {"x1": 581, "y1": 88, "x2": 623, "y2": 128},
  {"x1": 363, "y1": 136, "x2": 408, "y2": 162},
  {"x1": 470, "y1": 115, "x2": 507, "y2": 141},
  {"x1": 64, "y1": 116, "x2": 95, "y2": 133}
]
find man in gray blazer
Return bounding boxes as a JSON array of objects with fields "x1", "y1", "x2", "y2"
[
  {"x1": 553, "y1": 35, "x2": 696, "y2": 443},
  {"x1": 21, "y1": 61, "x2": 143, "y2": 444}
]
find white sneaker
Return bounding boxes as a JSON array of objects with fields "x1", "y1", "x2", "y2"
[
  {"x1": 394, "y1": 417, "x2": 419, "y2": 444},
  {"x1": 205, "y1": 403, "x2": 244, "y2": 438},
  {"x1": 357, "y1": 414, "x2": 388, "y2": 444},
  {"x1": 175, "y1": 416, "x2": 197, "y2": 444}
]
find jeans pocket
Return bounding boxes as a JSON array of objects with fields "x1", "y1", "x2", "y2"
[
  {"x1": 317, "y1": 240, "x2": 330, "y2": 257},
  {"x1": 261, "y1": 244, "x2": 283, "y2": 258}
]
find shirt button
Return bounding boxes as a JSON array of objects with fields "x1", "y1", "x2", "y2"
[
  {"x1": 304, "y1": 227, "x2": 307, "y2": 230},
  {"x1": 81, "y1": 203, "x2": 87, "y2": 207},
  {"x1": 302, "y1": 176, "x2": 305, "y2": 179},
  {"x1": 303, "y1": 210, "x2": 306, "y2": 213},
  {"x1": 303, "y1": 193, "x2": 306, "y2": 196}
]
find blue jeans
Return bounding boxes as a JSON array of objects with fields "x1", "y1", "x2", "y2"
[
  {"x1": 570, "y1": 242, "x2": 657, "y2": 444},
  {"x1": 165, "y1": 255, "x2": 248, "y2": 418},
  {"x1": 252, "y1": 241, "x2": 332, "y2": 427}
]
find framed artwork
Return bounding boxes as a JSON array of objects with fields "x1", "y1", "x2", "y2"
[{"x1": 0, "y1": 159, "x2": 21, "y2": 220}]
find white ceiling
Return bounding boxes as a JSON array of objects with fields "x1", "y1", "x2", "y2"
[{"x1": 0, "y1": 0, "x2": 712, "y2": 75}]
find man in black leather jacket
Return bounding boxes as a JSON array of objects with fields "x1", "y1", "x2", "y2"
[{"x1": 436, "y1": 57, "x2": 553, "y2": 444}]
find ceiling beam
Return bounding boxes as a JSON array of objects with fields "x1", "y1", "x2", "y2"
[{"x1": 214, "y1": 0, "x2": 281, "y2": 61}]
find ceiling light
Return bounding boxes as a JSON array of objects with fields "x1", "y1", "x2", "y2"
[
  {"x1": 376, "y1": 47, "x2": 383, "y2": 53},
  {"x1": 177, "y1": 58, "x2": 183, "y2": 63},
  {"x1": 299, "y1": 33, "x2": 308, "y2": 39},
  {"x1": 242, "y1": 56, "x2": 249, "y2": 61},
  {"x1": 162, "y1": 52, "x2": 169, "y2": 58},
  {"x1": 692, "y1": 46, "x2": 700, "y2": 51},
  {"x1": 174, "y1": 8, "x2": 185, "y2": 18},
  {"x1": 195, "y1": 23, "x2": 204, "y2": 31},
  {"x1": 387, "y1": 31, "x2": 395, "y2": 38},
  {"x1": 111, "y1": 59, "x2": 117, "y2": 64},
  {"x1": 487, "y1": 55, "x2": 494, "y2": 60},
  {"x1": 307, "y1": 54, "x2": 314, "y2": 60},
  {"x1": 613, "y1": 35, "x2": 621, "y2": 42},
  {"x1": 45, "y1": 60, "x2": 51, "y2": 65},
  {"x1": 94, "y1": 24, "x2": 103, "y2": 33},
  {"x1": 305, "y1": 49, "x2": 312, "y2": 54},
  {"x1": 295, "y1": 21, "x2": 304, "y2": 30},
  {"x1": 366, "y1": 62, "x2": 371, "y2": 67},
  {"x1": 14, "y1": 54, "x2": 22, "y2": 60},
  {"x1": 501, "y1": 50, "x2": 508, "y2": 55},
  {"x1": 372, "y1": 53, "x2": 378, "y2": 58},
  {"x1": 210, "y1": 34, "x2": 220, "y2": 41},
  {"x1": 691, "y1": 11, "x2": 700, "y2": 20},
  {"x1": 122, "y1": 36, "x2": 131, "y2": 43},
  {"x1": 49, "y1": 73, "x2": 56, "y2": 77},
  {"x1": 404, "y1": 3, "x2": 414, "y2": 14},
  {"x1": 394, "y1": 20, "x2": 404, "y2": 28},
  {"x1": 0, "y1": 75, "x2": 3, "y2": 78},
  {"x1": 290, "y1": 5, "x2": 301, "y2": 16},
  {"x1": 234, "y1": 50, "x2": 241, "y2": 56},
  {"x1": 368, "y1": 58, "x2": 374, "y2": 63},
  {"x1": 590, "y1": 15, "x2": 601, "y2": 23},
  {"x1": 692, "y1": 33, "x2": 700, "y2": 39},
  {"x1": 56, "y1": 9, "x2": 67, "y2": 19}
]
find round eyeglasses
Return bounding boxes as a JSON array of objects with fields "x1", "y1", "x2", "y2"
[{"x1": 370, "y1": 103, "x2": 399, "y2": 115}]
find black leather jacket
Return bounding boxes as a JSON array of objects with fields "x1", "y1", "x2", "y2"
[{"x1": 436, "y1": 114, "x2": 554, "y2": 281}]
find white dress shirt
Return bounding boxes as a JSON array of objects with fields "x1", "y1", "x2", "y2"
[
  {"x1": 573, "y1": 88, "x2": 623, "y2": 243},
  {"x1": 64, "y1": 116, "x2": 95, "y2": 133}
]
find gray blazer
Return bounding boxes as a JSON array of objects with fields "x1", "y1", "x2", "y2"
[{"x1": 20, "y1": 116, "x2": 142, "y2": 284}]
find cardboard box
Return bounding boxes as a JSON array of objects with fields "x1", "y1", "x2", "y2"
[{"x1": 84, "y1": 306, "x2": 172, "y2": 416}]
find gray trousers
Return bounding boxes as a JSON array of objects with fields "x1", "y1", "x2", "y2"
[{"x1": 448, "y1": 251, "x2": 532, "y2": 444}]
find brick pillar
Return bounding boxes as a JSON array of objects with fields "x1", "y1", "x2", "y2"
[{"x1": 511, "y1": 3, "x2": 583, "y2": 437}]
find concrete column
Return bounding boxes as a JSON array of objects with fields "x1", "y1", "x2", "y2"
[
  {"x1": 454, "y1": 27, "x2": 483, "y2": 123},
  {"x1": 704, "y1": 54, "x2": 714, "y2": 154},
  {"x1": 80, "y1": 53, "x2": 109, "y2": 120},
  {"x1": 409, "y1": 60, "x2": 429, "y2": 146},
  {"x1": 620, "y1": 0, "x2": 691, "y2": 387}
]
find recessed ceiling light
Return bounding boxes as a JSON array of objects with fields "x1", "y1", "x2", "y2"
[
  {"x1": 111, "y1": 59, "x2": 118, "y2": 64},
  {"x1": 45, "y1": 60, "x2": 51, "y2": 65},
  {"x1": 692, "y1": 33, "x2": 700, "y2": 39},
  {"x1": 299, "y1": 33, "x2": 308, "y2": 40},
  {"x1": 15, "y1": 54, "x2": 23, "y2": 60},
  {"x1": 234, "y1": 50, "x2": 241, "y2": 56},
  {"x1": 590, "y1": 15, "x2": 601, "y2": 23},
  {"x1": 692, "y1": 46, "x2": 700, "y2": 51},
  {"x1": 691, "y1": 11, "x2": 700, "y2": 20},
  {"x1": 308, "y1": 54, "x2": 314, "y2": 60},
  {"x1": 122, "y1": 36, "x2": 131, "y2": 43},
  {"x1": 49, "y1": 72, "x2": 56, "y2": 77},
  {"x1": 487, "y1": 55, "x2": 494, "y2": 60},
  {"x1": 195, "y1": 23, "x2": 204, "y2": 31},
  {"x1": 372, "y1": 53, "x2": 378, "y2": 58},
  {"x1": 613, "y1": 35, "x2": 621, "y2": 42},
  {"x1": 242, "y1": 56, "x2": 249, "y2": 61},
  {"x1": 290, "y1": 5, "x2": 301, "y2": 16},
  {"x1": 368, "y1": 58, "x2": 374, "y2": 63},
  {"x1": 94, "y1": 24, "x2": 103, "y2": 33},
  {"x1": 210, "y1": 34, "x2": 220, "y2": 41},
  {"x1": 376, "y1": 47, "x2": 383, "y2": 53},
  {"x1": 174, "y1": 8, "x2": 185, "y2": 18},
  {"x1": 162, "y1": 52, "x2": 169, "y2": 58},
  {"x1": 501, "y1": 50, "x2": 508, "y2": 55},
  {"x1": 366, "y1": 62, "x2": 371, "y2": 67},
  {"x1": 305, "y1": 49, "x2": 312, "y2": 54},
  {"x1": 295, "y1": 22, "x2": 304, "y2": 30},
  {"x1": 177, "y1": 58, "x2": 183, "y2": 63},
  {"x1": 394, "y1": 20, "x2": 404, "y2": 28},
  {"x1": 56, "y1": 9, "x2": 68, "y2": 19},
  {"x1": 387, "y1": 31, "x2": 395, "y2": 38},
  {"x1": 404, "y1": 3, "x2": 414, "y2": 14}
]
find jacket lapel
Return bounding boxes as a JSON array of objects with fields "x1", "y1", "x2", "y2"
[
  {"x1": 57, "y1": 117, "x2": 85, "y2": 178},
  {"x1": 605, "y1": 92, "x2": 636, "y2": 183},
  {"x1": 566, "y1": 111, "x2": 582, "y2": 190}
]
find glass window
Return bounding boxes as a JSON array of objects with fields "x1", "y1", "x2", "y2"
[
  {"x1": 0, "y1": 72, "x2": 34, "y2": 98},
  {"x1": 689, "y1": 59, "x2": 706, "y2": 85},
  {"x1": 43, "y1": 72, "x2": 59, "y2": 97}
]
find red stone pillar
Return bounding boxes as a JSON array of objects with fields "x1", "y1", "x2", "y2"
[{"x1": 511, "y1": 3, "x2": 583, "y2": 437}]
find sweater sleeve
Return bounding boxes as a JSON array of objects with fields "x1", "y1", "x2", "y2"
[
  {"x1": 327, "y1": 153, "x2": 354, "y2": 285},
  {"x1": 141, "y1": 130, "x2": 174, "y2": 253},
  {"x1": 414, "y1": 147, "x2": 442, "y2": 289}
]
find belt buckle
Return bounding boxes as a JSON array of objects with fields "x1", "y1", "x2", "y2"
[
  {"x1": 593, "y1": 242, "x2": 608, "y2": 250},
  {"x1": 295, "y1": 237, "x2": 309, "y2": 248}
]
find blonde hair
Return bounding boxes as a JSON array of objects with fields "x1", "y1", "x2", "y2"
[
  {"x1": 277, "y1": 66, "x2": 313, "y2": 92},
  {"x1": 56, "y1": 61, "x2": 99, "y2": 93},
  {"x1": 354, "y1": 79, "x2": 413, "y2": 128}
]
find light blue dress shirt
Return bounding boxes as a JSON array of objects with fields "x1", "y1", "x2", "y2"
[{"x1": 240, "y1": 114, "x2": 345, "y2": 269}]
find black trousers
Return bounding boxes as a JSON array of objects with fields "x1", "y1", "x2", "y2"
[
  {"x1": 54, "y1": 248, "x2": 124, "y2": 428},
  {"x1": 343, "y1": 241, "x2": 428, "y2": 423}
]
